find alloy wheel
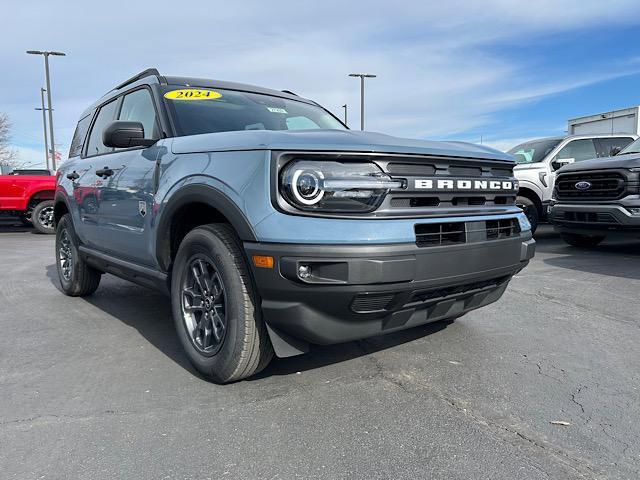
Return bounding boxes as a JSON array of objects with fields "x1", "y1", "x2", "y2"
[
  {"x1": 58, "y1": 229, "x2": 73, "y2": 281},
  {"x1": 181, "y1": 257, "x2": 227, "y2": 355},
  {"x1": 38, "y1": 206, "x2": 55, "y2": 230}
]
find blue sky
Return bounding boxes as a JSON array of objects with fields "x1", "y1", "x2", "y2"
[{"x1": 3, "y1": 0, "x2": 640, "y2": 167}]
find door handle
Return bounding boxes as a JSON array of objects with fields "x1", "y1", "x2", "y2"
[
  {"x1": 67, "y1": 171, "x2": 80, "y2": 181},
  {"x1": 95, "y1": 167, "x2": 114, "y2": 178}
]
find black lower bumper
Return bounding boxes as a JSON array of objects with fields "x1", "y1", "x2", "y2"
[
  {"x1": 244, "y1": 234, "x2": 534, "y2": 355},
  {"x1": 549, "y1": 203, "x2": 640, "y2": 235}
]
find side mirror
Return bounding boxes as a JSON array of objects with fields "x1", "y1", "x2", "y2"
[
  {"x1": 103, "y1": 121, "x2": 156, "y2": 148},
  {"x1": 610, "y1": 146, "x2": 622, "y2": 156},
  {"x1": 551, "y1": 158, "x2": 574, "y2": 171}
]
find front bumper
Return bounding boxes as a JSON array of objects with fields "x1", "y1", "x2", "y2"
[
  {"x1": 245, "y1": 233, "x2": 534, "y2": 353},
  {"x1": 549, "y1": 202, "x2": 640, "y2": 234}
]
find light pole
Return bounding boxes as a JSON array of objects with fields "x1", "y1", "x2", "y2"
[
  {"x1": 342, "y1": 104, "x2": 348, "y2": 127},
  {"x1": 27, "y1": 50, "x2": 66, "y2": 170},
  {"x1": 35, "y1": 88, "x2": 50, "y2": 170},
  {"x1": 348, "y1": 73, "x2": 376, "y2": 131}
]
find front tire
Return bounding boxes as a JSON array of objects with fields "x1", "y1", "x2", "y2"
[
  {"x1": 32, "y1": 200, "x2": 55, "y2": 234},
  {"x1": 560, "y1": 233, "x2": 605, "y2": 247},
  {"x1": 516, "y1": 196, "x2": 539, "y2": 234},
  {"x1": 55, "y1": 214, "x2": 102, "y2": 296},
  {"x1": 171, "y1": 224, "x2": 274, "y2": 383}
]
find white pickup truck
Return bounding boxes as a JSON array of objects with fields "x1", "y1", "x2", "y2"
[{"x1": 510, "y1": 133, "x2": 636, "y2": 232}]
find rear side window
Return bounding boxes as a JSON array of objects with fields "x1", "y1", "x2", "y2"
[
  {"x1": 119, "y1": 88, "x2": 159, "y2": 139},
  {"x1": 85, "y1": 99, "x2": 118, "y2": 157},
  {"x1": 597, "y1": 137, "x2": 633, "y2": 157},
  {"x1": 554, "y1": 139, "x2": 597, "y2": 163},
  {"x1": 69, "y1": 115, "x2": 92, "y2": 158}
]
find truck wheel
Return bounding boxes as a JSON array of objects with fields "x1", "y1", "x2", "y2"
[
  {"x1": 55, "y1": 214, "x2": 102, "y2": 296},
  {"x1": 32, "y1": 200, "x2": 55, "y2": 234},
  {"x1": 560, "y1": 233, "x2": 605, "y2": 247},
  {"x1": 516, "y1": 196, "x2": 539, "y2": 234},
  {"x1": 171, "y1": 224, "x2": 274, "y2": 383}
]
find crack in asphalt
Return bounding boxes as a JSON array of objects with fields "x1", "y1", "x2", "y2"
[{"x1": 353, "y1": 341, "x2": 597, "y2": 480}]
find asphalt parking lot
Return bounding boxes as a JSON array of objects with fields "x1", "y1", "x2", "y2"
[{"x1": 1, "y1": 221, "x2": 638, "y2": 480}]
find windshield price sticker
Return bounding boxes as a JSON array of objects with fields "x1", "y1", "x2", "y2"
[{"x1": 164, "y1": 89, "x2": 222, "y2": 100}]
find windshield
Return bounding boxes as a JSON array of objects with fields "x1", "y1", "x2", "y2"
[
  {"x1": 508, "y1": 139, "x2": 562, "y2": 164},
  {"x1": 162, "y1": 87, "x2": 346, "y2": 136},
  {"x1": 619, "y1": 137, "x2": 640, "y2": 155}
]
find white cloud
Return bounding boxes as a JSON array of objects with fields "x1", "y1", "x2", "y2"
[{"x1": 3, "y1": 0, "x2": 640, "y2": 162}]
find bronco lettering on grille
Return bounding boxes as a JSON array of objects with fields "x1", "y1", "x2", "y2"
[{"x1": 414, "y1": 179, "x2": 514, "y2": 190}]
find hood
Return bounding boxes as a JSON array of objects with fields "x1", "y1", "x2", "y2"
[
  {"x1": 170, "y1": 129, "x2": 514, "y2": 162},
  {"x1": 559, "y1": 152, "x2": 640, "y2": 172}
]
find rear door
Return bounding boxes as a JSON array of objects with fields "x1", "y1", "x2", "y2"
[{"x1": 594, "y1": 137, "x2": 634, "y2": 158}]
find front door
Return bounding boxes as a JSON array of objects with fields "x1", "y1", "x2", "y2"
[{"x1": 92, "y1": 87, "x2": 161, "y2": 266}]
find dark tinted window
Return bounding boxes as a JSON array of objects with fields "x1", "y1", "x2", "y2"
[
  {"x1": 554, "y1": 139, "x2": 597, "y2": 163},
  {"x1": 597, "y1": 137, "x2": 633, "y2": 157},
  {"x1": 508, "y1": 139, "x2": 562, "y2": 164},
  {"x1": 163, "y1": 87, "x2": 345, "y2": 136},
  {"x1": 13, "y1": 169, "x2": 51, "y2": 176},
  {"x1": 119, "y1": 88, "x2": 158, "y2": 139},
  {"x1": 85, "y1": 100, "x2": 118, "y2": 157},
  {"x1": 69, "y1": 115, "x2": 92, "y2": 158}
]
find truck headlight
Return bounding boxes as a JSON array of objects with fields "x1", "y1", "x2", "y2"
[{"x1": 280, "y1": 160, "x2": 404, "y2": 212}]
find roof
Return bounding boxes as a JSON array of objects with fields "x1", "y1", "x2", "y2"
[
  {"x1": 163, "y1": 76, "x2": 313, "y2": 104},
  {"x1": 80, "y1": 69, "x2": 315, "y2": 118}
]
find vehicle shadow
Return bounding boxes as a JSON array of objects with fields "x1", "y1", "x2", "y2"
[
  {"x1": 0, "y1": 220, "x2": 36, "y2": 234},
  {"x1": 45, "y1": 264, "x2": 452, "y2": 381},
  {"x1": 533, "y1": 224, "x2": 640, "y2": 280}
]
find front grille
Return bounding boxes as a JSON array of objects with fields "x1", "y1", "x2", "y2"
[
  {"x1": 415, "y1": 218, "x2": 520, "y2": 247},
  {"x1": 415, "y1": 222, "x2": 466, "y2": 247},
  {"x1": 553, "y1": 211, "x2": 619, "y2": 224},
  {"x1": 486, "y1": 218, "x2": 520, "y2": 239},
  {"x1": 556, "y1": 172, "x2": 627, "y2": 200}
]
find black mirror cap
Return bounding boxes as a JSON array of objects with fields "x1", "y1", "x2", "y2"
[
  {"x1": 610, "y1": 146, "x2": 622, "y2": 156},
  {"x1": 551, "y1": 160, "x2": 561, "y2": 171},
  {"x1": 103, "y1": 121, "x2": 156, "y2": 148}
]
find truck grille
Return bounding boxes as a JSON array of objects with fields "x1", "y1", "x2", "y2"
[
  {"x1": 555, "y1": 172, "x2": 627, "y2": 200},
  {"x1": 415, "y1": 218, "x2": 520, "y2": 247}
]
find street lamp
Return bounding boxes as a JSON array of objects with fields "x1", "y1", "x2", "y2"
[
  {"x1": 27, "y1": 50, "x2": 66, "y2": 170},
  {"x1": 348, "y1": 73, "x2": 376, "y2": 131},
  {"x1": 35, "y1": 88, "x2": 51, "y2": 170}
]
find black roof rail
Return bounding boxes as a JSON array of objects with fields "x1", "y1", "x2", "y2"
[
  {"x1": 114, "y1": 68, "x2": 166, "y2": 90},
  {"x1": 281, "y1": 89, "x2": 298, "y2": 96}
]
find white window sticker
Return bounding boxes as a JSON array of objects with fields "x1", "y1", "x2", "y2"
[{"x1": 267, "y1": 107, "x2": 287, "y2": 114}]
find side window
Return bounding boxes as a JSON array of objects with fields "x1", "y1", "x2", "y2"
[
  {"x1": 554, "y1": 139, "x2": 597, "y2": 163},
  {"x1": 69, "y1": 115, "x2": 92, "y2": 158},
  {"x1": 119, "y1": 88, "x2": 158, "y2": 139},
  {"x1": 598, "y1": 137, "x2": 633, "y2": 157},
  {"x1": 85, "y1": 100, "x2": 118, "y2": 157}
]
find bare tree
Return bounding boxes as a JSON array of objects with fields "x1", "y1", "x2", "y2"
[{"x1": 0, "y1": 113, "x2": 19, "y2": 167}]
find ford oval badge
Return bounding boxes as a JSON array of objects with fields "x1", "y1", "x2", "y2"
[{"x1": 575, "y1": 181, "x2": 592, "y2": 190}]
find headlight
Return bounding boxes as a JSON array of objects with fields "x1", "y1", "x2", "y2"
[{"x1": 280, "y1": 160, "x2": 404, "y2": 213}]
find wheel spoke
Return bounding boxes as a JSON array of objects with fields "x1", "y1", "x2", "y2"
[{"x1": 191, "y1": 262, "x2": 206, "y2": 293}]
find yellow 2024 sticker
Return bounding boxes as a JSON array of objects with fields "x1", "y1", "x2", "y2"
[{"x1": 164, "y1": 89, "x2": 222, "y2": 101}]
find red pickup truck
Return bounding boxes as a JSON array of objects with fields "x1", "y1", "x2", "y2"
[{"x1": 0, "y1": 166, "x2": 56, "y2": 233}]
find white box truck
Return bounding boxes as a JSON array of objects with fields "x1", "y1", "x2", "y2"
[{"x1": 568, "y1": 106, "x2": 640, "y2": 136}]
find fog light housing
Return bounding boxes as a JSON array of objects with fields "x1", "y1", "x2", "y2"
[
  {"x1": 298, "y1": 264, "x2": 312, "y2": 279},
  {"x1": 627, "y1": 207, "x2": 640, "y2": 215}
]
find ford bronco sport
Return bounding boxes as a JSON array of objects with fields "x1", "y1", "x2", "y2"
[
  {"x1": 549, "y1": 137, "x2": 640, "y2": 246},
  {"x1": 0, "y1": 166, "x2": 56, "y2": 233},
  {"x1": 54, "y1": 69, "x2": 535, "y2": 383}
]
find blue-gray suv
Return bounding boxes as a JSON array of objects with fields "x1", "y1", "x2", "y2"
[{"x1": 54, "y1": 69, "x2": 535, "y2": 383}]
